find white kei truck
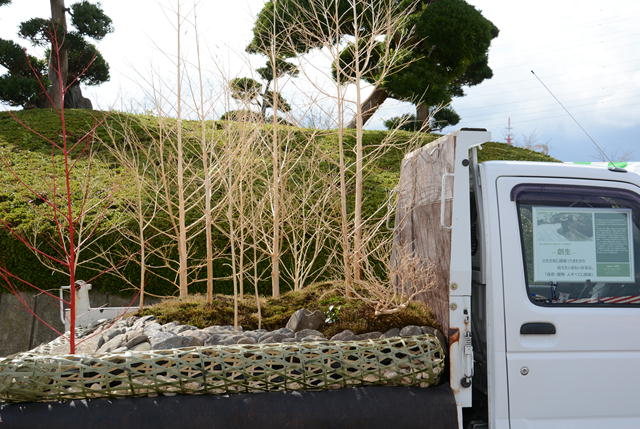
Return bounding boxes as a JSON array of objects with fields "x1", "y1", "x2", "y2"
[
  {"x1": 2, "y1": 129, "x2": 639, "y2": 429},
  {"x1": 398, "y1": 128, "x2": 640, "y2": 429}
]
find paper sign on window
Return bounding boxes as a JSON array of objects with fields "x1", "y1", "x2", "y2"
[{"x1": 532, "y1": 206, "x2": 634, "y2": 283}]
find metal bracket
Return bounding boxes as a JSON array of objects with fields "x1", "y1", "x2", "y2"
[{"x1": 461, "y1": 311, "x2": 474, "y2": 388}]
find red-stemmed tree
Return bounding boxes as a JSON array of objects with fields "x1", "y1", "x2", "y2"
[{"x1": 0, "y1": 24, "x2": 117, "y2": 354}]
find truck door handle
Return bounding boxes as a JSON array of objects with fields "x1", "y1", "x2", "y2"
[{"x1": 520, "y1": 322, "x2": 556, "y2": 335}]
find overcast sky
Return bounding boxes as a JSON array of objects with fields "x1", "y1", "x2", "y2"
[{"x1": 1, "y1": 0, "x2": 639, "y2": 161}]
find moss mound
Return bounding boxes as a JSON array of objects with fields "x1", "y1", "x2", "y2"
[
  {"x1": 138, "y1": 282, "x2": 437, "y2": 337},
  {"x1": 477, "y1": 141, "x2": 557, "y2": 163}
]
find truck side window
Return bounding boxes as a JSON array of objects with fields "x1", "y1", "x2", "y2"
[{"x1": 514, "y1": 184, "x2": 640, "y2": 306}]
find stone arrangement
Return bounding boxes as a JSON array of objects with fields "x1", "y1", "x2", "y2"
[
  {"x1": 0, "y1": 310, "x2": 446, "y2": 403},
  {"x1": 30, "y1": 311, "x2": 444, "y2": 356}
]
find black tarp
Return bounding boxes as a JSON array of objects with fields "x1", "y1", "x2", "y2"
[{"x1": 0, "y1": 385, "x2": 457, "y2": 429}]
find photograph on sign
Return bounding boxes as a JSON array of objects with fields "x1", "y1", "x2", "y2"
[{"x1": 532, "y1": 206, "x2": 634, "y2": 283}]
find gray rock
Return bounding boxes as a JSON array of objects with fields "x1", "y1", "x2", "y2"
[
  {"x1": 300, "y1": 335, "x2": 325, "y2": 342},
  {"x1": 235, "y1": 336, "x2": 257, "y2": 345},
  {"x1": 286, "y1": 309, "x2": 325, "y2": 332},
  {"x1": 204, "y1": 334, "x2": 225, "y2": 346},
  {"x1": 356, "y1": 332, "x2": 383, "y2": 340},
  {"x1": 132, "y1": 315, "x2": 155, "y2": 329},
  {"x1": 126, "y1": 329, "x2": 144, "y2": 340},
  {"x1": 294, "y1": 329, "x2": 324, "y2": 340},
  {"x1": 143, "y1": 322, "x2": 162, "y2": 336},
  {"x1": 96, "y1": 335, "x2": 106, "y2": 350},
  {"x1": 151, "y1": 335, "x2": 186, "y2": 350},
  {"x1": 96, "y1": 333, "x2": 127, "y2": 354},
  {"x1": 113, "y1": 320, "x2": 128, "y2": 329},
  {"x1": 104, "y1": 327, "x2": 125, "y2": 342},
  {"x1": 399, "y1": 325, "x2": 422, "y2": 337},
  {"x1": 259, "y1": 333, "x2": 290, "y2": 344},
  {"x1": 382, "y1": 328, "x2": 400, "y2": 338},
  {"x1": 330, "y1": 330, "x2": 356, "y2": 341},
  {"x1": 171, "y1": 325, "x2": 191, "y2": 334},
  {"x1": 242, "y1": 331, "x2": 263, "y2": 340},
  {"x1": 90, "y1": 318, "x2": 108, "y2": 328},
  {"x1": 130, "y1": 342, "x2": 151, "y2": 352},
  {"x1": 182, "y1": 330, "x2": 209, "y2": 343},
  {"x1": 282, "y1": 338, "x2": 298, "y2": 343},
  {"x1": 84, "y1": 318, "x2": 108, "y2": 334},
  {"x1": 139, "y1": 315, "x2": 156, "y2": 323},
  {"x1": 180, "y1": 335, "x2": 204, "y2": 347},
  {"x1": 162, "y1": 322, "x2": 182, "y2": 333},
  {"x1": 257, "y1": 333, "x2": 274, "y2": 343},
  {"x1": 420, "y1": 326, "x2": 447, "y2": 349},
  {"x1": 112, "y1": 346, "x2": 128, "y2": 353},
  {"x1": 148, "y1": 331, "x2": 173, "y2": 346},
  {"x1": 220, "y1": 336, "x2": 243, "y2": 345},
  {"x1": 203, "y1": 325, "x2": 236, "y2": 334},
  {"x1": 125, "y1": 333, "x2": 149, "y2": 349},
  {"x1": 271, "y1": 328, "x2": 294, "y2": 337}
]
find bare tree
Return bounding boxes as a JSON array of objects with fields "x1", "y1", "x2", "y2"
[
  {"x1": 353, "y1": 239, "x2": 436, "y2": 316},
  {"x1": 519, "y1": 129, "x2": 551, "y2": 155},
  {"x1": 280, "y1": 132, "x2": 340, "y2": 290},
  {"x1": 263, "y1": 0, "x2": 420, "y2": 294},
  {"x1": 0, "y1": 30, "x2": 118, "y2": 353},
  {"x1": 97, "y1": 120, "x2": 161, "y2": 308}
]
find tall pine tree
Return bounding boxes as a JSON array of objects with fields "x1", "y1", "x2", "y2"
[
  {"x1": 248, "y1": 0, "x2": 497, "y2": 128},
  {"x1": 0, "y1": 0, "x2": 113, "y2": 109}
]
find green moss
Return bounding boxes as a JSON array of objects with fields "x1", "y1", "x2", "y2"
[
  {"x1": 477, "y1": 141, "x2": 558, "y2": 163},
  {"x1": 138, "y1": 281, "x2": 437, "y2": 335}
]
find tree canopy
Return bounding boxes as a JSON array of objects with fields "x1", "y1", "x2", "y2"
[
  {"x1": 0, "y1": 0, "x2": 113, "y2": 109},
  {"x1": 223, "y1": 56, "x2": 298, "y2": 121},
  {"x1": 384, "y1": 107, "x2": 460, "y2": 132},
  {"x1": 248, "y1": 0, "x2": 498, "y2": 128}
]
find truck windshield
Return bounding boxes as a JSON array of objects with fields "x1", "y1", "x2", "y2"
[{"x1": 514, "y1": 184, "x2": 640, "y2": 306}]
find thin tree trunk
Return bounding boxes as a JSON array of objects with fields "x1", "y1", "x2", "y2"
[
  {"x1": 137, "y1": 178, "x2": 146, "y2": 308},
  {"x1": 175, "y1": 1, "x2": 189, "y2": 298},
  {"x1": 260, "y1": 79, "x2": 272, "y2": 119},
  {"x1": 269, "y1": 37, "x2": 281, "y2": 298},
  {"x1": 416, "y1": 103, "x2": 430, "y2": 129},
  {"x1": 252, "y1": 218, "x2": 262, "y2": 330},
  {"x1": 346, "y1": 86, "x2": 388, "y2": 129},
  {"x1": 333, "y1": 1, "x2": 352, "y2": 295},
  {"x1": 226, "y1": 155, "x2": 239, "y2": 328},
  {"x1": 48, "y1": 0, "x2": 68, "y2": 109},
  {"x1": 194, "y1": 8, "x2": 214, "y2": 304},
  {"x1": 352, "y1": 7, "x2": 364, "y2": 283},
  {"x1": 239, "y1": 180, "x2": 245, "y2": 299},
  {"x1": 203, "y1": 141, "x2": 214, "y2": 304},
  {"x1": 336, "y1": 82, "x2": 352, "y2": 294}
]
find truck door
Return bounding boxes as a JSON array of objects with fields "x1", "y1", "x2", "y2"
[{"x1": 496, "y1": 177, "x2": 640, "y2": 428}]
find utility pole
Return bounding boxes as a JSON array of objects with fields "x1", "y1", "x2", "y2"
[{"x1": 506, "y1": 116, "x2": 513, "y2": 145}]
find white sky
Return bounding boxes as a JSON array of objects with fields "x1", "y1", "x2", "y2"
[{"x1": 1, "y1": 0, "x2": 640, "y2": 161}]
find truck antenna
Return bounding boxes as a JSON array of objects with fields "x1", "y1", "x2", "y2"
[{"x1": 530, "y1": 70, "x2": 625, "y2": 172}]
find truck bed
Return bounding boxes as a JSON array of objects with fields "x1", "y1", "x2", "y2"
[{"x1": 0, "y1": 385, "x2": 457, "y2": 429}]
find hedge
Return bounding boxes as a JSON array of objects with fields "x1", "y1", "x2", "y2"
[{"x1": 0, "y1": 109, "x2": 558, "y2": 297}]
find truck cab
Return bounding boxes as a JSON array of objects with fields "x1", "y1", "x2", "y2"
[
  {"x1": 396, "y1": 129, "x2": 640, "y2": 428},
  {"x1": 479, "y1": 159, "x2": 640, "y2": 429}
]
